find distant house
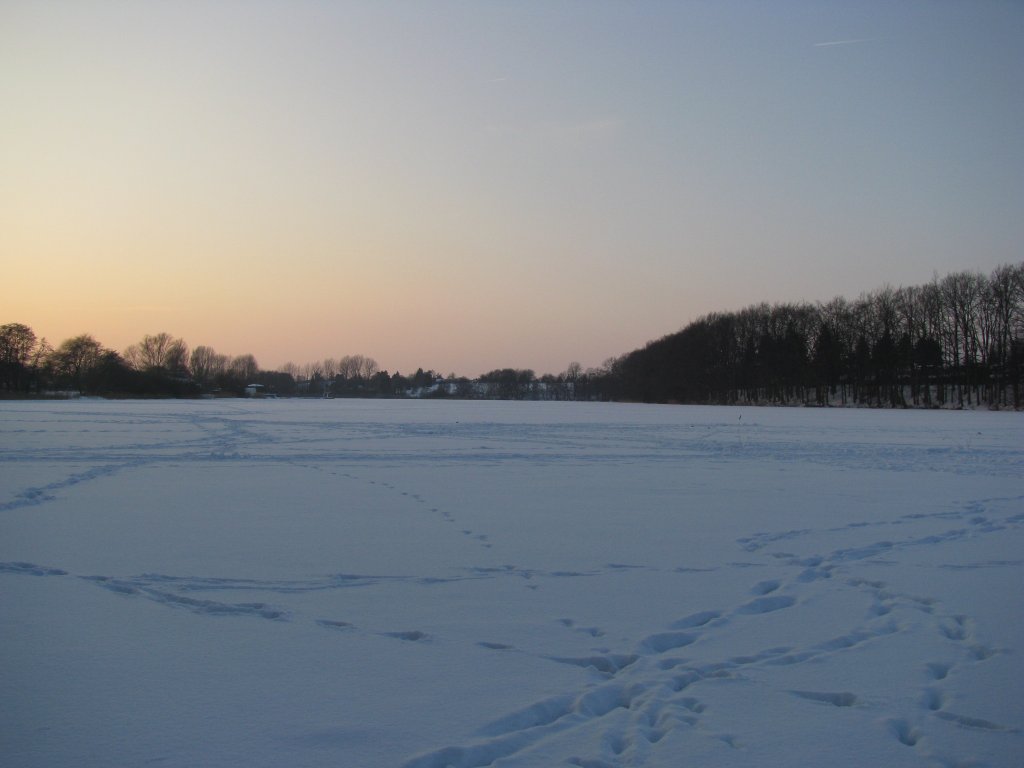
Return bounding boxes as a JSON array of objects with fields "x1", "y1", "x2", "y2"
[{"x1": 244, "y1": 384, "x2": 265, "y2": 398}]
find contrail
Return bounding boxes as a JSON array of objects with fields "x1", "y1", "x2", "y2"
[{"x1": 813, "y1": 38, "x2": 873, "y2": 47}]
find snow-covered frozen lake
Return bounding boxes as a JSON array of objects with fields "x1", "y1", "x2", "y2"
[{"x1": 1, "y1": 400, "x2": 1022, "y2": 767}]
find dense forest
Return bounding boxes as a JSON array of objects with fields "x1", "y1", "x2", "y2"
[
  {"x1": 2, "y1": 262, "x2": 1022, "y2": 408},
  {"x1": 610, "y1": 263, "x2": 1024, "y2": 409}
]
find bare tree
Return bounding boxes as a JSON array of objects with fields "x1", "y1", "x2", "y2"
[
  {"x1": 51, "y1": 335, "x2": 104, "y2": 391},
  {"x1": 360, "y1": 356, "x2": 379, "y2": 379},
  {"x1": 190, "y1": 346, "x2": 223, "y2": 386},
  {"x1": 229, "y1": 354, "x2": 259, "y2": 383},
  {"x1": 125, "y1": 333, "x2": 189, "y2": 376},
  {"x1": 337, "y1": 355, "x2": 358, "y2": 380},
  {"x1": 987, "y1": 263, "x2": 1024, "y2": 405},
  {"x1": 337, "y1": 354, "x2": 378, "y2": 381},
  {"x1": 0, "y1": 323, "x2": 38, "y2": 391}
]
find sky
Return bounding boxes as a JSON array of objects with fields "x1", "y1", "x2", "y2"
[{"x1": 2, "y1": 1, "x2": 1022, "y2": 377}]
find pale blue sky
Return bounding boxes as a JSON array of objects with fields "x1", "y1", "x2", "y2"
[{"x1": 2, "y1": 1, "x2": 1021, "y2": 375}]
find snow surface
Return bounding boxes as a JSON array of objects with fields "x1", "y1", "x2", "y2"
[{"x1": 1, "y1": 400, "x2": 1022, "y2": 767}]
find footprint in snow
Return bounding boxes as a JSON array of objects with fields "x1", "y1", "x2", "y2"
[
  {"x1": 383, "y1": 630, "x2": 430, "y2": 642},
  {"x1": 317, "y1": 619, "x2": 354, "y2": 631},
  {"x1": 478, "y1": 641, "x2": 514, "y2": 651},
  {"x1": 750, "y1": 579, "x2": 781, "y2": 595},
  {"x1": 669, "y1": 610, "x2": 722, "y2": 630},
  {"x1": 736, "y1": 595, "x2": 796, "y2": 615},
  {"x1": 789, "y1": 690, "x2": 858, "y2": 707},
  {"x1": 926, "y1": 661, "x2": 953, "y2": 681},
  {"x1": 922, "y1": 688, "x2": 946, "y2": 712},
  {"x1": 888, "y1": 718, "x2": 921, "y2": 747},
  {"x1": 639, "y1": 631, "x2": 698, "y2": 654},
  {"x1": 938, "y1": 615, "x2": 970, "y2": 641},
  {"x1": 548, "y1": 654, "x2": 639, "y2": 676}
]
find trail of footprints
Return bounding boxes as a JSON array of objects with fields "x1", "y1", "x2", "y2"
[
  {"x1": 406, "y1": 583, "x2": 824, "y2": 767},
  {"x1": 5, "y1": 486, "x2": 1020, "y2": 766},
  {"x1": 4, "y1": 501, "x2": 1019, "y2": 767},
  {"x1": 2, "y1": 546, "x2": 1017, "y2": 766},
  {"x1": 293, "y1": 462, "x2": 497, "y2": 552},
  {"x1": 401, "y1": 515, "x2": 1021, "y2": 767}
]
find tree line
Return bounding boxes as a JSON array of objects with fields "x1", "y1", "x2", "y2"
[
  {"x1": 0, "y1": 330, "x2": 257, "y2": 397},
  {"x1": 3, "y1": 262, "x2": 1021, "y2": 407},
  {"x1": 608, "y1": 263, "x2": 1024, "y2": 408},
  {"x1": 0, "y1": 325, "x2": 612, "y2": 400},
  {"x1": 0, "y1": 327, "x2": 459, "y2": 399}
]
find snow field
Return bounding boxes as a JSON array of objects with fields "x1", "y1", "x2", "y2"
[{"x1": 1, "y1": 400, "x2": 1022, "y2": 767}]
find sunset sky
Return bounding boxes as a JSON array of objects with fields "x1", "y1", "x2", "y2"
[{"x1": 2, "y1": 1, "x2": 1022, "y2": 377}]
